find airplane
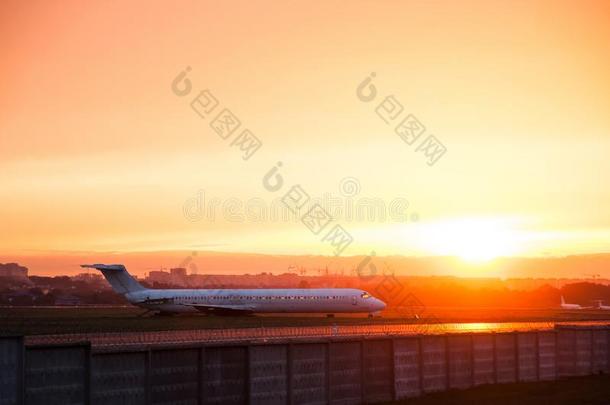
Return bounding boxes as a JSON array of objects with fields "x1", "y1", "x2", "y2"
[
  {"x1": 559, "y1": 295, "x2": 597, "y2": 310},
  {"x1": 592, "y1": 300, "x2": 610, "y2": 310},
  {"x1": 560, "y1": 295, "x2": 584, "y2": 310},
  {"x1": 81, "y1": 263, "x2": 386, "y2": 316}
]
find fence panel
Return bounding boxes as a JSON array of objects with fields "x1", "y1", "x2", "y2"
[
  {"x1": 574, "y1": 330, "x2": 592, "y2": 376},
  {"x1": 290, "y1": 343, "x2": 327, "y2": 405},
  {"x1": 538, "y1": 332, "x2": 557, "y2": 381},
  {"x1": 557, "y1": 329, "x2": 576, "y2": 377},
  {"x1": 363, "y1": 340, "x2": 393, "y2": 403},
  {"x1": 249, "y1": 345, "x2": 287, "y2": 405},
  {"x1": 328, "y1": 341, "x2": 362, "y2": 405},
  {"x1": 592, "y1": 329, "x2": 609, "y2": 374},
  {"x1": 472, "y1": 334, "x2": 494, "y2": 386},
  {"x1": 203, "y1": 346, "x2": 248, "y2": 405},
  {"x1": 91, "y1": 351, "x2": 147, "y2": 405},
  {"x1": 25, "y1": 345, "x2": 89, "y2": 405},
  {"x1": 447, "y1": 335, "x2": 472, "y2": 389},
  {"x1": 393, "y1": 338, "x2": 420, "y2": 399},
  {"x1": 517, "y1": 333, "x2": 537, "y2": 382},
  {"x1": 420, "y1": 336, "x2": 447, "y2": 393},
  {"x1": 150, "y1": 348, "x2": 199, "y2": 405},
  {"x1": 495, "y1": 334, "x2": 517, "y2": 383},
  {"x1": 0, "y1": 337, "x2": 23, "y2": 405}
]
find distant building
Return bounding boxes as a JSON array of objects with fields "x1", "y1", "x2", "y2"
[
  {"x1": 170, "y1": 268, "x2": 188, "y2": 286},
  {"x1": 0, "y1": 263, "x2": 29, "y2": 280},
  {"x1": 147, "y1": 270, "x2": 171, "y2": 284},
  {"x1": 170, "y1": 267, "x2": 187, "y2": 277},
  {"x1": 72, "y1": 273, "x2": 104, "y2": 284}
]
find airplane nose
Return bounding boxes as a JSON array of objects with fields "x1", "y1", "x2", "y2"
[{"x1": 377, "y1": 299, "x2": 386, "y2": 311}]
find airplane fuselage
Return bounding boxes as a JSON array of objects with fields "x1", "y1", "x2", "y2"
[{"x1": 127, "y1": 288, "x2": 386, "y2": 314}]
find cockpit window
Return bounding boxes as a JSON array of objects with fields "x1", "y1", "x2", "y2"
[{"x1": 361, "y1": 292, "x2": 371, "y2": 299}]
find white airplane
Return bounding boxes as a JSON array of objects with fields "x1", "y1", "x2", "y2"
[
  {"x1": 82, "y1": 264, "x2": 386, "y2": 316},
  {"x1": 560, "y1": 295, "x2": 584, "y2": 310}
]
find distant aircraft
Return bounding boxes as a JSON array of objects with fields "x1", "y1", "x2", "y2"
[
  {"x1": 592, "y1": 300, "x2": 610, "y2": 310},
  {"x1": 81, "y1": 264, "x2": 386, "y2": 316},
  {"x1": 560, "y1": 295, "x2": 584, "y2": 310}
]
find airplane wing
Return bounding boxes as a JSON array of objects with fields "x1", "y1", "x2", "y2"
[
  {"x1": 187, "y1": 303, "x2": 255, "y2": 315},
  {"x1": 135, "y1": 297, "x2": 254, "y2": 314},
  {"x1": 136, "y1": 298, "x2": 175, "y2": 306}
]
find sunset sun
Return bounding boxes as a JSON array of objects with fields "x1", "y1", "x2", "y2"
[{"x1": 418, "y1": 217, "x2": 522, "y2": 263}]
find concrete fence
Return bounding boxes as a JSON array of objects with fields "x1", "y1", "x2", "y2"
[{"x1": 0, "y1": 326, "x2": 608, "y2": 405}]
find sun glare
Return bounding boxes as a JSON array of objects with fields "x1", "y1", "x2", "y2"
[{"x1": 417, "y1": 217, "x2": 523, "y2": 263}]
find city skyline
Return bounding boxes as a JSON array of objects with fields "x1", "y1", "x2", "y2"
[{"x1": 4, "y1": 250, "x2": 610, "y2": 279}]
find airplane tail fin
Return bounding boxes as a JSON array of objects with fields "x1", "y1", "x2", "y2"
[{"x1": 81, "y1": 264, "x2": 147, "y2": 295}]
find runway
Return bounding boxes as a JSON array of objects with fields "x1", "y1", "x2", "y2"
[{"x1": 25, "y1": 320, "x2": 610, "y2": 349}]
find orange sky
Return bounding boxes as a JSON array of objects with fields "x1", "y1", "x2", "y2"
[{"x1": 1, "y1": 1, "x2": 609, "y2": 274}]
